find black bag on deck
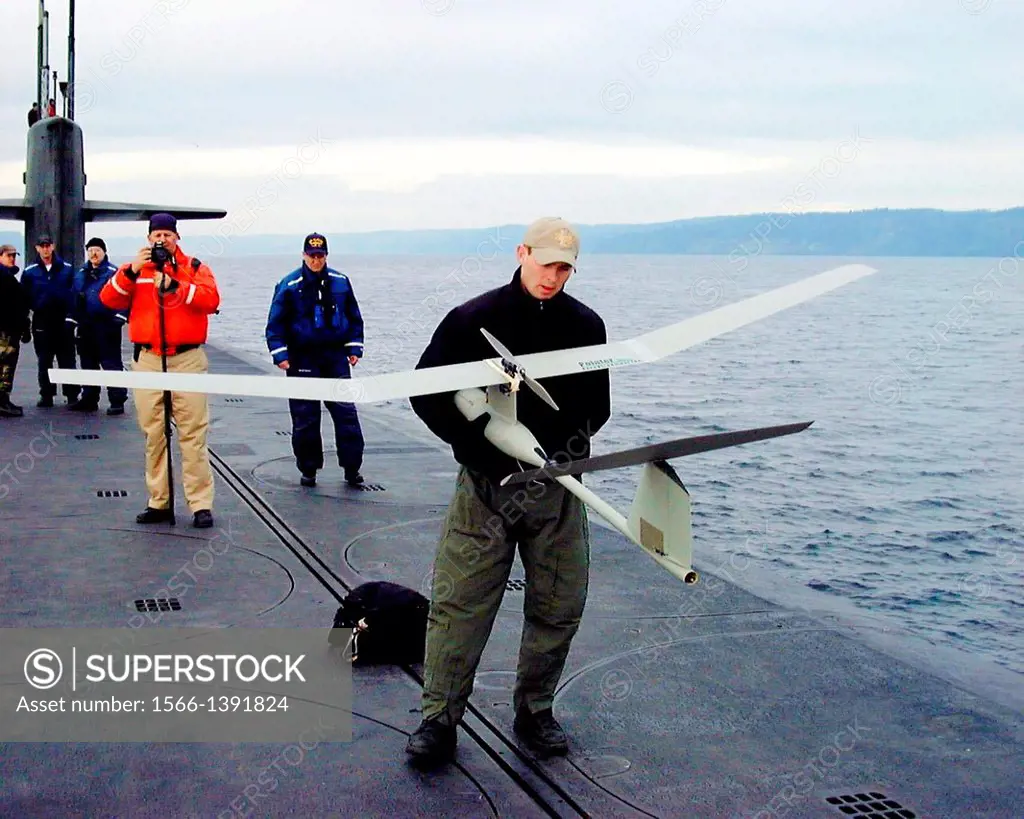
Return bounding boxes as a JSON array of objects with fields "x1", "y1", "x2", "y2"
[{"x1": 328, "y1": 581, "x2": 430, "y2": 666}]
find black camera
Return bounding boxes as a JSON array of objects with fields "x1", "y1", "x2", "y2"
[{"x1": 151, "y1": 240, "x2": 171, "y2": 268}]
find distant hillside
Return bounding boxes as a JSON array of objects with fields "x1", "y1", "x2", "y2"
[
  {"x1": 578, "y1": 208, "x2": 1024, "y2": 257},
  {"x1": 3, "y1": 207, "x2": 1022, "y2": 259}
]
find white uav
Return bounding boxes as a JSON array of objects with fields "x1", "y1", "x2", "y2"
[{"x1": 52, "y1": 264, "x2": 877, "y2": 586}]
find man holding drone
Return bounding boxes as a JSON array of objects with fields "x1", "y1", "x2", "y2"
[{"x1": 406, "y1": 217, "x2": 611, "y2": 766}]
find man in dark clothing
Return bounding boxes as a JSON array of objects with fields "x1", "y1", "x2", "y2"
[
  {"x1": 66, "y1": 237, "x2": 128, "y2": 414},
  {"x1": 27, "y1": 103, "x2": 40, "y2": 127},
  {"x1": 405, "y1": 217, "x2": 611, "y2": 767},
  {"x1": 265, "y1": 233, "x2": 366, "y2": 487},
  {"x1": 19, "y1": 234, "x2": 79, "y2": 407},
  {"x1": 0, "y1": 245, "x2": 31, "y2": 417}
]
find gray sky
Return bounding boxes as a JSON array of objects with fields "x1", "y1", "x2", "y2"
[{"x1": 1, "y1": 0, "x2": 1020, "y2": 238}]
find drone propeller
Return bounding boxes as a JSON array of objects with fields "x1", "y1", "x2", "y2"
[{"x1": 480, "y1": 327, "x2": 560, "y2": 412}]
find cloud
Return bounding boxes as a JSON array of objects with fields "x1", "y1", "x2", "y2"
[
  {"x1": 0, "y1": 0, "x2": 1021, "y2": 233},
  {"x1": 4, "y1": 132, "x2": 1021, "y2": 241},
  {"x1": 0, "y1": 134, "x2": 792, "y2": 192}
]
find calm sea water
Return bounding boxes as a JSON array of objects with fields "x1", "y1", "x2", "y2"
[{"x1": 205, "y1": 252, "x2": 1022, "y2": 676}]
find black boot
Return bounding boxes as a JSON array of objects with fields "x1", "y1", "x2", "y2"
[
  {"x1": 136, "y1": 507, "x2": 174, "y2": 524},
  {"x1": 69, "y1": 398, "x2": 99, "y2": 412},
  {"x1": 405, "y1": 712, "x2": 457, "y2": 767},
  {"x1": 37, "y1": 395, "x2": 53, "y2": 408},
  {"x1": 513, "y1": 708, "x2": 569, "y2": 757},
  {"x1": 344, "y1": 469, "x2": 364, "y2": 487},
  {"x1": 0, "y1": 392, "x2": 23, "y2": 418}
]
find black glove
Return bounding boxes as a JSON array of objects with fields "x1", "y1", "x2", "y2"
[
  {"x1": 124, "y1": 266, "x2": 140, "y2": 281},
  {"x1": 451, "y1": 414, "x2": 520, "y2": 480},
  {"x1": 450, "y1": 414, "x2": 490, "y2": 461}
]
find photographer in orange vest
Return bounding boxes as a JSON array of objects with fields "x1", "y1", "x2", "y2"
[{"x1": 100, "y1": 213, "x2": 221, "y2": 528}]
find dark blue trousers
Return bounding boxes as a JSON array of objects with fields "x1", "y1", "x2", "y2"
[
  {"x1": 286, "y1": 354, "x2": 364, "y2": 476},
  {"x1": 77, "y1": 324, "x2": 128, "y2": 405},
  {"x1": 32, "y1": 319, "x2": 78, "y2": 400}
]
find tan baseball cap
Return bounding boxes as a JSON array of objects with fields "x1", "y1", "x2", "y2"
[{"x1": 523, "y1": 217, "x2": 580, "y2": 267}]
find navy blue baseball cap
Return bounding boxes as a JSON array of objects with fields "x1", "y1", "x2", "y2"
[{"x1": 303, "y1": 233, "x2": 328, "y2": 255}]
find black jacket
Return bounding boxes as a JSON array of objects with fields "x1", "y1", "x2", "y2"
[
  {"x1": 410, "y1": 267, "x2": 611, "y2": 480},
  {"x1": 0, "y1": 264, "x2": 30, "y2": 338}
]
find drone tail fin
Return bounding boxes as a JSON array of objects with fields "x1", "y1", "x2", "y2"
[{"x1": 625, "y1": 459, "x2": 698, "y2": 584}]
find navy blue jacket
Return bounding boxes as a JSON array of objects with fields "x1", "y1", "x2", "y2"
[
  {"x1": 265, "y1": 264, "x2": 364, "y2": 365},
  {"x1": 20, "y1": 255, "x2": 75, "y2": 323},
  {"x1": 66, "y1": 259, "x2": 127, "y2": 331}
]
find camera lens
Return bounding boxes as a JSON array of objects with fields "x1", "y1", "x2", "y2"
[{"x1": 151, "y1": 241, "x2": 170, "y2": 266}]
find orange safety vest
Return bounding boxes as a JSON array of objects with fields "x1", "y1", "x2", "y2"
[{"x1": 100, "y1": 245, "x2": 220, "y2": 354}]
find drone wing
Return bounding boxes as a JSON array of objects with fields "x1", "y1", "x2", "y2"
[
  {"x1": 48, "y1": 263, "x2": 875, "y2": 402},
  {"x1": 509, "y1": 263, "x2": 875, "y2": 379},
  {"x1": 500, "y1": 421, "x2": 814, "y2": 485},
  {"x1": 46, "y1": 358, "x2": 506, "y2": 403}
]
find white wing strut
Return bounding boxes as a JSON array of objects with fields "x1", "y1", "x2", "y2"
[{"x1": 48, "y1": 263, "x2": 875, "y2": 401}]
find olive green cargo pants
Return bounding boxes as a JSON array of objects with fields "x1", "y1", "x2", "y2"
[
  {"x1": 0, "y1": 333, "x2": 19, "y2": 394},
  {"x1": 421, "y1": 466, "x2": 590, "y2": 723}
]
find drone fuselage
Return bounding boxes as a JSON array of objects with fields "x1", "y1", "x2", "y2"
[{"x1": 453, "y1": 387, "x2": 699, "y2": 585}]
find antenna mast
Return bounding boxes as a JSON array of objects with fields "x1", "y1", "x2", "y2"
[
  {"x1": 67, "y1": 0, "x2": 76, "y2": 119},
  {"x1": 36, "y1": 1, "x2": 46, "y2": 110}
]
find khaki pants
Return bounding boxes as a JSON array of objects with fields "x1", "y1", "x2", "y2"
[
  {"x1": 422, "y1": 467, "x2": 590, "y2": 723},
  {"x1": 133, "y1": 348, "x2": 214, "y2": 512}
]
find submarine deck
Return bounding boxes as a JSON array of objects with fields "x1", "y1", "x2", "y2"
[{"x1": 1, "y1": 341, "x2": 1021, "y2": 819}]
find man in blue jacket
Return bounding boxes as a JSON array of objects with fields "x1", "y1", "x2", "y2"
[
  {"x1": 265, "y1": 233, "x2": 366, "y2": 487},
  {"x1": 19, "y1": 233, "x2": 79, "y2": 407},
  {"x1": 66, "y1": 237, "x2": 129, "y2": 414}
]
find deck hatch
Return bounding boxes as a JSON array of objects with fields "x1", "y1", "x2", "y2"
[
  {"x1": 826, "y1": 792, "x2": 915, "y2": 818},
  {"x1": 353, "y1": 483, "x2": 386, "y2": 492},
  {"x1": 135, "y1": 598, "x2": 182, "y2": 613}
]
